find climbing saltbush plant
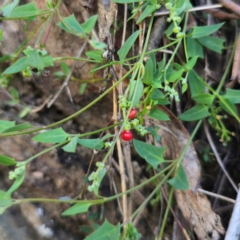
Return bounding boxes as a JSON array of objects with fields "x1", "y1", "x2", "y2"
[{"x1": 0, "y1": 0, "x2": 239, "y2": 239}]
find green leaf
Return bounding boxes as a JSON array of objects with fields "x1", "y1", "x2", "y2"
[
  {"x1": 148, "y1": 107, "x2": 170, "y2": 121},
  {"x1": 32, "y1": 128, "x2": 68, "y2": 143},
  {"x1": 0, "y1": 120, "x2": 15, "y2": 133},
  {"x1": 178, "y1": 104, "x2": 210, "y2": 121},
  {"x1": 10, "y1": 2, "x2": 39, "y2": 18},
  {"x1": 42, "y1": 55, "x2": 54, "y2": 67},
  {"x1": 133, "y1": 139, "x2": 165, "y2": 169},
  {"x1": 6, "y1": 172, "x2": 25, "y2": 196},
  {"x1": 62, "y1": 136, "x2": 78, "y2": 153},
  {"x1": 28, "y1": 50, "x2": 44, "y2": 69},
  {"x1": 0, "y1": 55, "x2": 11, "y2": 63},
  {"x1": 221, "y1": 88, "x2": 240, "y2": 104},
  {"x1": 191, "y1": 22, "x2": 225, "y2": 38},
  {"x1": 185, "y1": 56, "x2": 198, "y2": 71},
  {"x1": 0, "y1": 190, "x2": 13, "y2": 207},
  {"x1": 82, "y1": 15, "x2": 98, "y2": 34},
  {"x1": 137, "y1": 5, "x2": 158, "y2": 24},
  {"x1": 175, "y1": 0, "x2": 192, "y2": 15},
  {"x1": 2, "y1": 123, "x2": 32, "y2": 133},
  {"x1": 128, "y1": 79, "x2": 143, "y2": 108},
  {"x1": 219, "y1": 98, "x2": 238, "y2": 117},
  {"x1": 157, "y1": 55, "x2": 166, "y2": 73},
  {"x1": 78, "y1": 138, "x2": 104, "y2": 150},
  {"x1": 2, "y1": 0, "x2": 19, "y2": 17},
  {"x1": 165, "y1": 22, "x2": 175, "y2": 37},
  {"x1": 93, "y1": 168, "x2": 106, "y2": 196},
  {"x1": 142, "y1": 57, "x2": 154, "y2": 85},
  {"x1": 85, "y1": 51, "x2": 104, "y2": 62},
  {"x1": 57, "y1": 14, "x2": 84, "y2": 36},
  {"x1": 168, "y1": 69, "x2": 184, "y2": 82},
  {"x1": 89, "y1": 40, "x2": 107, "y2": 50},
  {"x1": 168, "y1": 164, "x2": 189, "y2": 190},
  {"x1": 197, "y1": 36, "x2": 225, "y2": 54},
  {"x1": 112, "y1": 0, "x2": 141, "y2": 2},
  {"x1": 61, "y1": 202, "x2": 92, "y2": 216},
  {"x1": 3, "y1": 57, "x2": 28, "y2": 74},
  {"x1": 100, "y1": 133, "x2": 113, "y2": 142},
  {"x1": 85, "y1": 219, "x2": 120, "y2": 240},
  {"x1": 60, "y1": 62, "x2": 71, "y2": 75},
  {"x1": 19, "y1": 106, "x2": 31, "y2": 118},
  {"x1": 118, "y1": 30, "x2": 140, "y2": 62},
  {"x1": 149, "y1": 89, "x2": 164, "y2": 100},
  {"x1": 186, "y1": 37, "x2": 204, "y2": 59},
  {"x1": 0, "y1": 155, "x2": 16, "y2": 166},
  {"x1": 80, "y1": 83, "x2": 87, "y2": 94},
  {"x1": 188, "y1": 70, "x2": 205, "y2": 97},
  {"x1": 182, "y1": 83, "x2": 188, "y2": 94},
  {"x1": 192, "y1": 93, "x2": 214, "y2": 105}
]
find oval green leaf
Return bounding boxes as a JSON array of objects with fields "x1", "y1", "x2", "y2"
[
  {"x1": 168, "y1": 163, "x2": 189, "y2": 190},
  {"x1": 10, "y1": 2, "x2": 39, "y2": 18},
  {"x1": 2, "y1": 122, "x2": 32, "y2": 133},
  {"x1": 85, "y1": 50, "x2": 104, "y2": 62},
  {"x1": 57, "y1": 14, "x2": 83, "y2": 36},
  {"x1": 185, "y1": 56, "x2": 198, "y2": 71},
  {"x1": 0, "y1": 155, "x2": 16, "y2": 166},
  {"x1": 222, "y1": 88, "x2": 240, "y2": 104},
  {"x1": 186, "y1": 37, "x2": 204, "y2": 59},
  {"x1": 61, "y1": 202, "x2": 92, "y2": 216},
  {"x1": 85, "y1": 219, "x2": 120, "y2": 240},
  {"x1": 112, "y1": 0, "x2": 141, "y2": 2},
  {"x1": 191, "y1": 22, "x2": 225, "y2": 39},
  {"x1": 178, "y1": 104, "x2": 210, "y2": 121},
  {"x1": 62, "y1": 136, "x2": 78, "y2": 153},
  {"x1": 148, "y1": 107, "x2": 170, "y2": 121},
  {"x1": 219, "y1": 98, "x2": 238, "y2": 118},
  {"x1": 137, "y1": 5, "x2": 157, "y2": 24},
  {"x1": 133, "y1": 139, "x2": 165, "y2": 169},
  {"x1": 32, "y1": 128, "x2": 68, "y2": 143},
  {"x1": 82, "y1": 15, "x2": 98, "y2": 34},
  {"x1": 128, "y1": 79, "x2": 143, "y2": 108},
  {"x1": 0, "y1": 120, "x2": 15, "y2": 133},
  {"x1": 118, "y1": 30, "x2": 140, "y2": 63},
  {"x1": 78, "y1": 138, "x2": 104, "y2": 150},
  {"x1": 197, "y1": 36, "x2": 225, "y2": 54},
  {"x1": 3, "y1": 57, "x2": 28, "y2": 75},
  {"x1": 6, "y1": 171, "x2": 25, "y2": 196},
  {"x1": 192, "y1": 93, "x2": 214, "y2": 105},
  {"x1": 142, "y1": 57, "x2": 154, "y2": 85}
]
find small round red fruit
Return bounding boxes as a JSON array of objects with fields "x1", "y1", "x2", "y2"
[
  {"x1": 121, "y1": 130, "x2": 133, "y2": 141},
  {"x1": 128, "y1": 108, "x2": 137, "y2": 119}
]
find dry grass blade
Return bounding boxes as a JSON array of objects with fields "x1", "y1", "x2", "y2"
[{"x1": 145, "y1": 106, "x2": 225, "y2": 239}]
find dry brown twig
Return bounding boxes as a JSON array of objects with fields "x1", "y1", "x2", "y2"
[
  {"x1": 203, "y1": 121, "x2": 238, "y2": 192},
  {"x1": 231, "y1": 31, "x2": 240, "y2": 82},
  {"x1": 47, "y1": 40, "x2": 88, "y2": 108},
  {"x1": 218, "y1": 0, "x2": 240, "y2": 16}
]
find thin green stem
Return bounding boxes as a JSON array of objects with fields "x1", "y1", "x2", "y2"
[
  {"x1": 177, "y1": 120, "x2": 202, "y2": 165},
  {"x1": 35, "y1": 12, "x2": 55, "y2": 47},
  {"x1": 159, "y1": 186, "x2": 174, "y2": 238},
  {"x1": 106, "y1": 161, "x2": 176, "y2": 202},
  {"x1": 54, "y1": 56, "x2": 100, "y2": 63},
  {"x1": 131, "y1": 167, "x2": 175, "y2": 221},
  {"x1": 24, "y1": 141, "x2": 67, "y2": 164},
  {"x1": 0, "y1": 68, "x2": 135, "y2": 138}
]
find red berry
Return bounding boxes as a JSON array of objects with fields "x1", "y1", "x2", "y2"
[
  {"x1": 121, "y1": 130, "x2": 133, "y2": 141},
  {"x1": 128, "y1": 108, "x2": 137, "y2": 119}
]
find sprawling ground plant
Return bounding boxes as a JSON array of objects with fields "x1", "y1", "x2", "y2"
[{"x1": 0, "y1": 0, "x2": 239, "y2": 239}]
